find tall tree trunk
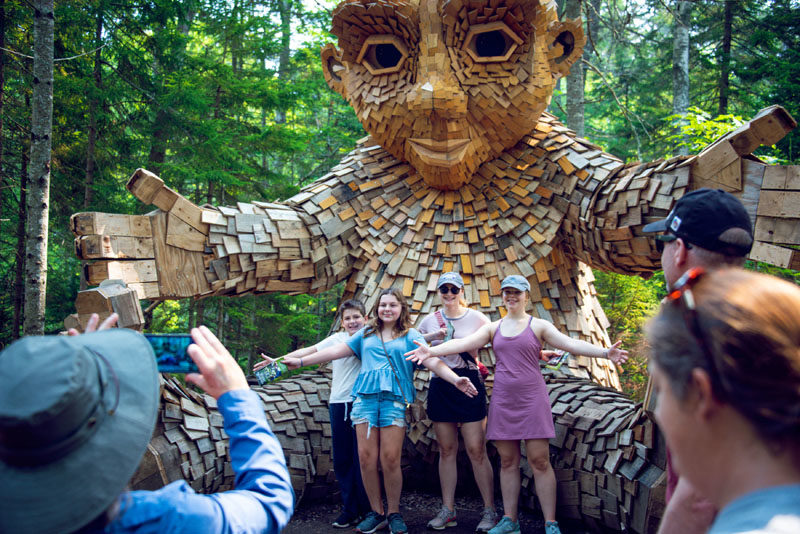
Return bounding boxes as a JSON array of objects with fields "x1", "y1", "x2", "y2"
[
  {"x1": 717, "y1": 0, "x2": 733, "y2": 116},
  {"x1": 148, "y1": 112, "x2": 168, "y2": 172},
  {"x1": 84, "y1": 8, "x2": 102, "y2": 210},
  {"x1": 195, "y1": 298, "x2": 206, "y2": 330},
  {"x1": 188, "y1": 298, "x2": 196, "y2": 329},
  {"x1": 672, "y1": 1, "x2": 692, "y2": 156},
  {"x1": 585, "y1": 0, "x2": 602, "y2": 57},
  {"x1": 216, "y1": 299, "x2": 225, "y2": 345},
  {"x1": 23, "y1": 0, "x2": 55, "y2": 335},
  {"x1": 564, "y1": 0, "x2": 584, "y2": 137},
  {"x1": 0, "y1": 0, "x2": 6, "y2": 187},
  {"x1": 13, "y1": 124, "x2": 29, "y2": 340},
  {"x1": 274, "y1": 0, "x2": 291, "y2": 125}
]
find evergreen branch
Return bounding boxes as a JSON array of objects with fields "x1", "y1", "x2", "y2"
[
  {"x1": 581, "y1": 58, "x2": 653, "y2": 160},
  {"x1": 55, "y1": 43, "x2": 110, "y2": 63},
  {"x1": 0, "y1": 42, "x2": 109, "y2": 62}
]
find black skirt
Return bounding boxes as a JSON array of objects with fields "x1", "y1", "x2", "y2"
[{"x1": 426, "y1": 367, "x2": 487, "y2": 423}]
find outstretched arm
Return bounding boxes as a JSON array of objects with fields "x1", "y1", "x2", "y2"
[
  {"x1": 72, "y1": 168, "x2": 361, "y2": 301},
  {"x1": 422, "y1": 357, "x2": 478, "y2": 397},
  {"x1": 552, "y1": 106, "x2": 797, "y2": 275},
  {"x1": 283, "y1": 342, "x2": 354, "y2": 369},
  {"x1": 254, "y1": 345, "x2": 317, "y2": 371},
  {"x1": 405, "y1": 323, "x2": 493, "y2": 363},
  {"x1": 539, "y1": 321, "x2": 628, "y2": 365}
]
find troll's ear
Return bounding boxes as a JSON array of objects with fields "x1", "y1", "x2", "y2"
[
  {"x1": 547, "y1": 18, "x2": 586, "y2": 79},
  {"x1": 321, "y1": 44, "x2": 348, "y2": 98}
]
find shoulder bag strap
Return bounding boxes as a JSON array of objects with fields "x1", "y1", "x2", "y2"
[
  {"x1": 434, "y1": 310, "x2": 446, "y2": 329},
  {"x1": 379, "y1": 332, "x2": 411, "y2": 408}
]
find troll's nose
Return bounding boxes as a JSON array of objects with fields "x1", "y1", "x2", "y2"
[{"x1": 406, "y1": 76, "x2": 468, "y2": 117}]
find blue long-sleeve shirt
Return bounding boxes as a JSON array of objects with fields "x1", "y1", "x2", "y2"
[{"x1": 103, "y1": 389, "x2": 294, "y2": 533}]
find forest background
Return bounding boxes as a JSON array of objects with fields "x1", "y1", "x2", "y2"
[{"x1": 1, "y1": 0, "x2": 798, "y2": 400}]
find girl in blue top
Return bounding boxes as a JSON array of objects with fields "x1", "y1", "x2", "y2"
[{"x1": 284, "y1": 288, "x2": 477, "y2": 534}]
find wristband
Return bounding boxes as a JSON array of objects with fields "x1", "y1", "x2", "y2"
[
  {"x1": 300, "y1": 358, "x2": 304, "y2": 367},
  {"x1": 603, "y1": 349, "x2": 609, "y2": 359}
]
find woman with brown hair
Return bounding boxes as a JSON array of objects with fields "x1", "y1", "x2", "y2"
[
  {"x1": 647, "y1": 267, "x2": 800, "y2": 534},
  {"x1": 283, "y1": 288, "x2": 478, "y2": 534}
]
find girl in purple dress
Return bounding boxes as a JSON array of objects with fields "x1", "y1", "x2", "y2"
[{"x1": 406, "y1": 275, "x2": 628, "y2": 534}]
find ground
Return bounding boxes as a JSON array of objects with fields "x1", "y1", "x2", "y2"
[{"x1": 283, "y1": 487, "x2": 590, "y2": 534}]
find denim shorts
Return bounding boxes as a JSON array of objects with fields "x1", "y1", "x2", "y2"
[{"x1": 350, "y1": 392, "x2": 407, "y2": 430}]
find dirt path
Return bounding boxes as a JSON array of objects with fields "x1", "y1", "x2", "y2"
[{"x1": 283, "y1": 488, "x2": 588, "y2": 534}]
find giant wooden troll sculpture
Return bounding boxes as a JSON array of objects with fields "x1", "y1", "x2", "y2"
[{"x1": 71, "y1": 0, "x2": 798, "y2": 531}]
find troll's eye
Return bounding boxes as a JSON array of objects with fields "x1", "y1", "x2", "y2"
[
  {"x1": 357, "y1": 35, "x2": 409, "y2": 75},
  {"x1": 463, "y1": 22, "x2": 523, "y2": 63}
]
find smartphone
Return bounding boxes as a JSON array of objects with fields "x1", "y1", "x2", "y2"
[
  {"x1": 255, "y1": 356, "x2": 286, "y2": 385},
  {"x1": 145, "y1": 333, "x2": 199, "y2": 373},
  {"x1": 545, "y1": 350, "x2": 570, "y2": 370}
]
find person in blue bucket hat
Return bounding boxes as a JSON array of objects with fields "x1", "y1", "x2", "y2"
[{"x1": 0, "y1": 317, "x2": 294, "y2": 534}]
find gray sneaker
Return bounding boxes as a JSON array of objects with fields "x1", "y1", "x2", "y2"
[
  {"x1": 427, "y1": 506, "x2": 457, "y2": 530},
  {"x1": 475, "y1": 507, "x2": 498, "y2": 533}
]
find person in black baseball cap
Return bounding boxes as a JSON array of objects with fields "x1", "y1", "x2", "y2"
[
  {"x1": 642, "y1": 187, "x2": 754, "y2": 534},
  {"x1": 643, "y1": 188, "x2": 754, "y2": 292}
]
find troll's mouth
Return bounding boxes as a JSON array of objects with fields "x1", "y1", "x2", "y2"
[{"x1": 407, "y1": 138, "x2": 470, "y2": 167}]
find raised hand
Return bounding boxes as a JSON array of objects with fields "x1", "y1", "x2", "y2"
[
  {"x1": 454, "y1": 376, "x2": 478, "y2": 398},
  {"x1": 67, "y1": 312, "x2": 119, "y2": 336},
  {"x1": 405, "y1": 340, "x2": 432, "y2": 364},
  {"x1": 688, "y1": 106, "x2": 800, "y2": 269},
  {"x1": 606, "y1": 340, "x2": 629, "y2": 365},
  {"x1": 253, "y1": 353, "x2": 276, "y2": 372},
  {"x1": 72, "y1": 169, "x2": 213, "y2": 301},
  {"x1": 540, "y1": 349, "x2": 561, "y2": 362},
  {"x1": 186, "y1": 325, "x2": 249, "y2": 399},
  {"x1": 423, "y1": 327, "x2": 447, "y2": 343}
]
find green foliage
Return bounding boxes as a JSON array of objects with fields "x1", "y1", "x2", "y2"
[
  {"x1": 664, "y1": 107, "x2": 743, "y2": 154},
  {"x1": 149, "y1": 300, "x2": 189, "y2": 333},
  {"x1": 593, "y1": 270, "x2": 664, "y2": 401},
  {"x1": 2, "y1": 0, "x2": 798, "y2": 392}
]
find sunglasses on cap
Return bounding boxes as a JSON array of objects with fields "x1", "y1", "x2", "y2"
[
  {"x1": 655, "y1": 232, "x2": 692, "y2": 253},
  {"x1": 439, "y1": 285, "x2": 461, "y2": 295},
  {"x1": 665, "y1": 267, "x2": 723, "y2": 396}
]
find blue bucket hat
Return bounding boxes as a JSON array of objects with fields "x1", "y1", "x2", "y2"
[
  {"x1": 500, "y1": 275, "x2": 531, "y2": 292},
  {"x1": 0, "y1": 330, "x2": 160, "y2": 534}
]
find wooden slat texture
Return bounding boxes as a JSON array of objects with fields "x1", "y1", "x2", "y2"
[
  {"x1": 132, "y1": 366, "x2": 664, "y2": 534},
  {"x1": 71, "y1": 5, "x2": 799, "y2": 532}
]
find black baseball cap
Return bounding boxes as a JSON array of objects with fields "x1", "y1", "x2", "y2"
[{"x1": 642, "y1": 188, "x2": 753, "y2": 256}]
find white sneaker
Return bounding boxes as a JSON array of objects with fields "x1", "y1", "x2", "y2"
[
  {"x1": 475, "y1": 507, "x2": 498, "y2": 532},
  {"x1": 427, "y1": 506, "x2": 457, "y2": 530}
]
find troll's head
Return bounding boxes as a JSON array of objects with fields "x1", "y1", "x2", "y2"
[{"x1": 321, "y1": 0, "x2": 584, "y2": 190}]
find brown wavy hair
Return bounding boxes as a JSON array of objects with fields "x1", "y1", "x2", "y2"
[
  {"x1": 364, "y1": 288, "x2": 412, "y2": 338},
  {"x1": 647, "y1": 268, "x2": 800, "y2": 455}
]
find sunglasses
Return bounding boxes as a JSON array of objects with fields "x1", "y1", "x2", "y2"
[
  {"x1": 439, "y1": 285, "x2": 461, "y2": 295},
  {"x1": 665, "y1": 267, "x2": 720, "y2": 392},
  {"x1": 655, "y1": 232, "x2": 692, "y2": 253}
]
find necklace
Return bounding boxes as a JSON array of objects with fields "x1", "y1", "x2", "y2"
[{"x1": 441, "y1": 307, "x2": 467, "y2": 321}]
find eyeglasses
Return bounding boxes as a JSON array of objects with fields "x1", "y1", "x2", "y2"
[
  {"x1": 666, "y1": 267, "x2": 720, "y2": 392},
  {"x1": 439, "y1": 285, "x2": 460, "y2": 295},
  {"x1": 655, "y1": 233, "x2": 692, "y2": 253}
]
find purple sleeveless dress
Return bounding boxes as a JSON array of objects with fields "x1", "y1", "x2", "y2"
[{"x1": 486, "y1": 317, "x2": 555, "y2": 440}]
